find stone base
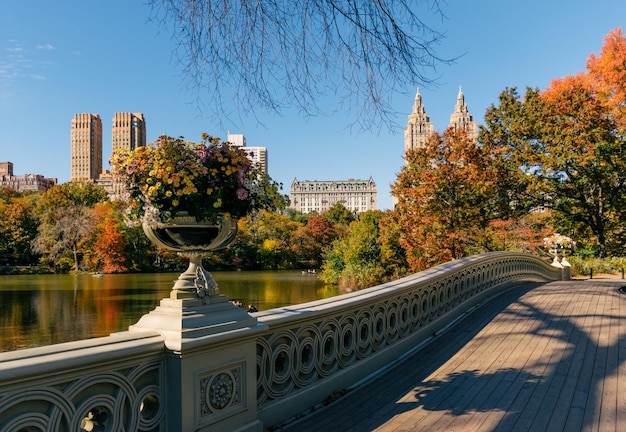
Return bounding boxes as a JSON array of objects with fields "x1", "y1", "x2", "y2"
[{"x1": 129, "y1": 294, "x2": 262, "y2": 352}]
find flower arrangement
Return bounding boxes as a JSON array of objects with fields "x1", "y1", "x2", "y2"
[
  {"x1": 543, "y1": 233, "x2": 576, "y2": 250},
  {"x1": 111, "y1": 133, "x2": 282, "y2": 226}
]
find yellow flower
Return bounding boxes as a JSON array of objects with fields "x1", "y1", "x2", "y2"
[
  {"x1": 172, "y1": 199, "x2": 179, "y2": 207},
  {"x1": 213, "y1": 198, "x2": 222, "y2": 208}
]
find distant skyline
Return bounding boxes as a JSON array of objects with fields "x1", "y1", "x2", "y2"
[{"x1": 2, "y1": 1, "x2": 626, "y2": 209}]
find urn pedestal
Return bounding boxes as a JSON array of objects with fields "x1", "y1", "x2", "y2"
[
  {"x1": 130, "y1": 212, "x2": 266, "y2": 432},
  {"x1": 142, "y1": 213, "x2": 237, "y2": 300}
]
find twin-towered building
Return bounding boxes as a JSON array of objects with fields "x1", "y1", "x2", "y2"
[
  {"x1": 404, "y1": 87, "x2": 478, "y2": 155},
  {"x1": 70, "y1": 112, "x2": 146, "y2": 193},
  {"x1": 290, "y1": 87, "x2": 478, "y2": 213}
]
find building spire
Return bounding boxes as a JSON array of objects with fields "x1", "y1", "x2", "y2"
[
  {"x1": 404, "y1": 87, "x2": 434, "y2": 154},
  {"x1": 449, "y1": 85, "x2": 478, "y2": 140}
]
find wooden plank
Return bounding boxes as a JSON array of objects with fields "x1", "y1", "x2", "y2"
[{"x1": 277, "y1": 280, "x2": 626, "y2": 432}]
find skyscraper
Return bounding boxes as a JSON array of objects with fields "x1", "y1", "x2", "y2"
[
  {"x1": 403, "y1": 87, "x2": 478, "y2": 158},
  {"x1": 227, "y1": 132, "x2": 268, "y2": 175},
  {"x1": 112, "y1": 112, "x2": 146, "y2": 154},
  {"x1": 70, "y1": 113, "x2": 102, "y2": 181},
  {"x1": 449, "y1": 86, "x2": 478, "y2": 141},
  {"x1": 404, "y1": 88, "x2": 434, "y2": 153},
  {"x1": 100, "y1": 112, "x2": 147, "y2": 196}
]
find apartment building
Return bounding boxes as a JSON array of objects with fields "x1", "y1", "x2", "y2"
[{"x1": 290, "y1": 177, "x2": 377, "y2": 214}]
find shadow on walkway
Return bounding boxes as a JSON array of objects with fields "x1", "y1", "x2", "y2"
[{"x1": 277, "y1": 280, "x2": 626, "y2": 432}]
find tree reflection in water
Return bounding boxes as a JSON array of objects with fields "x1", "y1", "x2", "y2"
[{"x1": 0, "y1": 270, "x2": 337, "y2": 352}]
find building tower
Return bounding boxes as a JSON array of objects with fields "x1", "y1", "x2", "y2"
[
  {"x1": 96, "y1": 112, "x2": 147, "y2": 196},
  {"x1": 227, "y1": 132, "x2": 268, "y2": 175},
  {"x1": 227, "y1": 132, "x2": 246, "y2": 147},
  {"x1": 70, "y1": 113, "x2": 102, "y2": 181},
  {"x1": 112, "y1": 112, "x2": 146, "y2": 154},
  {"x1": 404, "y1": 88, "x2": 435, "y2": 155},
  {"x1": 448, "y1": 86, "x2": 478, "y2": 141},
  {"x1": 244, "y1": 147, "x2": 268, "y2": 175}
]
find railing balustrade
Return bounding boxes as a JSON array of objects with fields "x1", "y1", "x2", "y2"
[{"x1": 0, "y1": 252, "x2": 566, "y2": 431}]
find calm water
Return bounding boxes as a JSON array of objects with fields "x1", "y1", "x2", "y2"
[{"x1": 0, "y1": 271, "x2": 337, "y2": 352}]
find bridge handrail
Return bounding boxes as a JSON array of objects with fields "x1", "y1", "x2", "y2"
[
  {"x1": 254, "y1": 252, "x2": 565, "y2": 425},
  {"x1": 0, "y1": 252, "x2": 565, "y2": 431},
  {"x1": 0, "y1": 332, "x2": 166, "y2": 431}
]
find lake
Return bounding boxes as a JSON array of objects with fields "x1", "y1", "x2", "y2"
[{"x1": 0, "y1": 271, "x2": 337, "y2": 352}]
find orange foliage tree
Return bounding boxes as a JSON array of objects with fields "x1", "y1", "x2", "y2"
[
  {"x1": 92, "y1": 202, "x2": 131, "y2": 273},
  {"x1": 392, "y1": 128, "x2": 498, "y2": 271},
  {"x1": 482, "y1": 29, "x2": 626, "y2": 257}
]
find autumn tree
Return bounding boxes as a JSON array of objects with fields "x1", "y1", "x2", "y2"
[
  {"x1": 32, "y1": 182, "x2": 108, "y2": 272},
  {"x1": 92, "y1": 202, "x2": 131, "y2": 273},
  {"x1": 0, "y1": 192, "x2": 39, "y2": 265},
  {"x1": 147, "y1": 0, "x2": 450, "y2": 129},
  {"x1": 292, "y1": 216, "x2": 337, "y2": 268},
  {"x1": 481, "y1": 29, "x2": 626, "y2": 257},
  {"x1": 393, "y1": 128, "x2": 497, "y2": 271},
  {"x1": 221, "y1": 210, "x2": 302, "y2": 269}
]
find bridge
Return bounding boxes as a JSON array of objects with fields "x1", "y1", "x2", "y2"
[{"x1": 2, "y1": 252, "x2": 618, "y2": 431}]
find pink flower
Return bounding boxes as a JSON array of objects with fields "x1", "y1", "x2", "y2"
[{"x1": 236, "y1": 188, "x2": 249, "y2": 200}]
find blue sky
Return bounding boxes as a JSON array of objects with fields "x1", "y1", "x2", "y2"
[{"x1": 1, "y1": 1, "x2": 625, "y2": 210}]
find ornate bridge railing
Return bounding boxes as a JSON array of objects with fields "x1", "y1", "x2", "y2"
[
  {"x1": 254, "y1": 252, "x2": 566, "y2": 426},
  {"x1": 0, "y1": 252, "x2": 565, "y2": 431},
  {"x1": 0, "y1": 333, "x2": 166, "y2": 431}
]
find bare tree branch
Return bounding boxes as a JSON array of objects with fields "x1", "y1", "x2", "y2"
[{"x1": 148, "y1": 0, "x2": 451, "y2": 130}]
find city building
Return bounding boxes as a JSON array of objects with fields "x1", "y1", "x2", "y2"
[
  {"x1": 99, "y1": 112, "x2": 147, "y2": 196},
  {"x1": 0, "y1": 161, "x2": 57, "y2": 192},
  {"x1": 290, "y1": 177, "x2": 377, "y2": 214},
  {"x1": 227, "y1": 132, "x2": 268, "y2": 175},
  {"x1": 112, "y1": 112, "x2": 146, "y2": 154},
  {"x1": 227, "y1": 132, "x2": 246, "y2": 147},
  {"x1": 403, "y1": 86, "x2": 478, "y2": 157},
  {"x1": 244, "y1": 146, "x2": 268, "y2": 175},
  {"x1": 404, "y1": 88, "x2": 435, "y2": 153},
  {"x1": 70, "y1": 113, "x2": 103, "y2": 181},
  {"x1": 449, "y1": 87, "x2": 479, "y2": 141}
]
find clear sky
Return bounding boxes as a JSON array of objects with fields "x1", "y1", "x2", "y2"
[{"x1": 1, "y1": 1, "x2": 625, "y2": 210}]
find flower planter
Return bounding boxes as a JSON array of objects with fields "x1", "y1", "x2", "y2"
[
  {"x1": 143, "y1": 213, "x2": 237, "y2": 252},
  {"x1": 143, "y1": 213, "x2": 237, "y2": 301}
]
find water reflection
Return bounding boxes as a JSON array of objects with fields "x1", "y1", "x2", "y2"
[{"x1": 0, "y1": 271, "x2": 337, "y2": 352}]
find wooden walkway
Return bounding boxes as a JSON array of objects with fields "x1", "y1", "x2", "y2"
[{"x1": 275, "y1": 277, "x2": 626, "y2": 432}]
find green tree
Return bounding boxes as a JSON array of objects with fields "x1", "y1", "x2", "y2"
[
  {"x1": 221, "y1": 210, "x2": 302, "y2": 270},
  {"x1": 481, "y1": 29, "x2": 626, "y2": 257},
  {"x1": 321, "y1": 202, "x2": 356, "y2": 226},
  {"x1": 320, "y1": 211, "x2": 402, "y2": 289}
]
